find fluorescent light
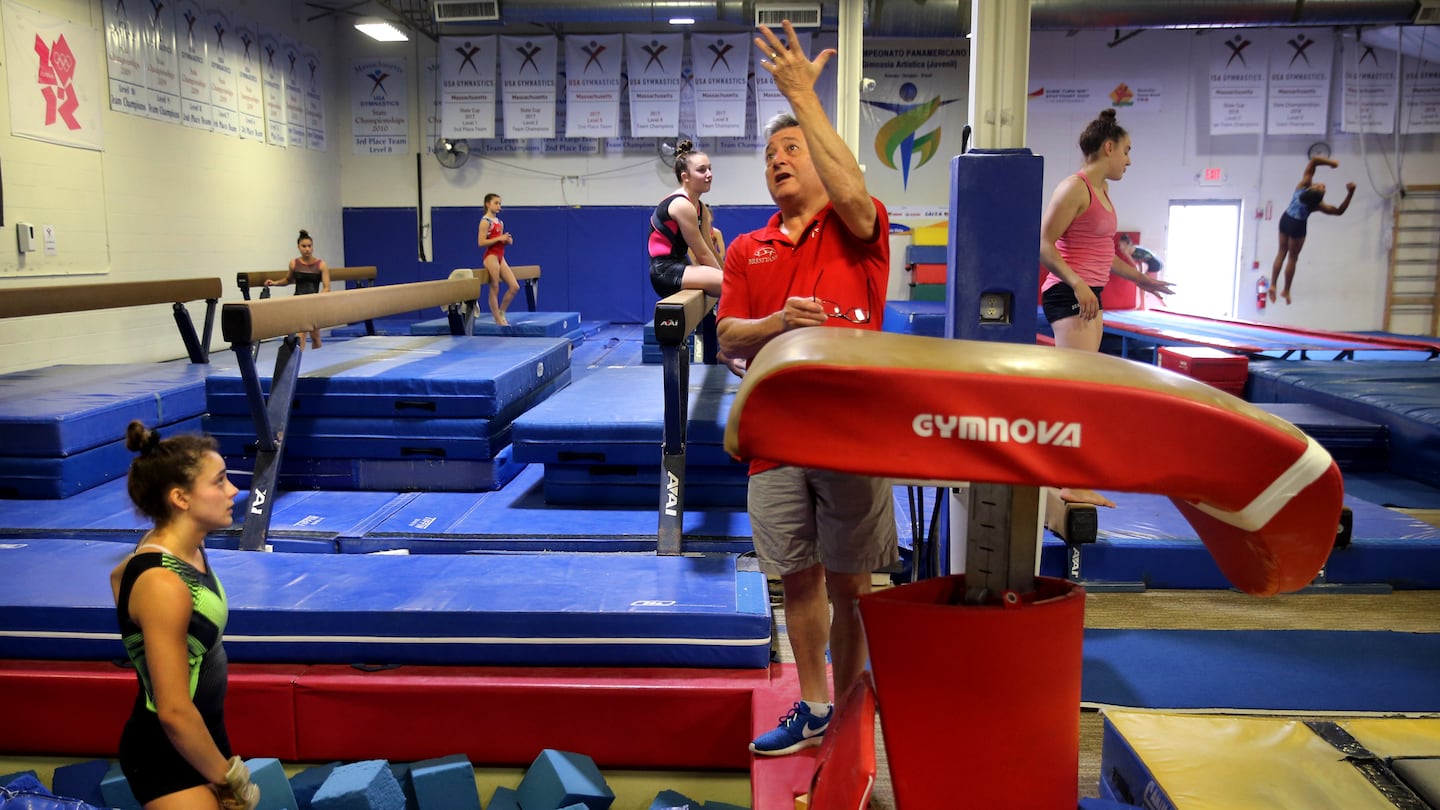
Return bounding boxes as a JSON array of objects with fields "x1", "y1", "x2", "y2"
[
  {"x1": 355, "y1": 19, "x2": 408, "y2": 42},
  {"x1": 669, "y1": 17, "x2": 696, "y2": 25}
]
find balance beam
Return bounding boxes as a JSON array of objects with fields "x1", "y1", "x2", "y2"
[
  {"x1": 0, "y1": 277, "x2": 223, "y2": 363},
  {"x1": 653, "y1": 289, "x2": 720, "y2": 555},
  {"x1": 221, "y1": 277, "x2": 481, "y2": 344}
]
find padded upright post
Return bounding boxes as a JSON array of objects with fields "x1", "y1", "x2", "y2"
[
  {"x1": 859, "y1": 575, "x2": 1085, "y2": 809},
  {"x1": 947, "y1": 148, "x2": 1042, "y2": 343}
]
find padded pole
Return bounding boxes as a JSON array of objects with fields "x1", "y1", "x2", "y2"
[{"x1": 653, "y1": 289, "x2": 717, "y2": 555}]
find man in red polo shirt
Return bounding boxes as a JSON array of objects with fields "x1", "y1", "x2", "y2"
[{"x1": 717, "y1": 20, "x2": 898, "y2": 757}]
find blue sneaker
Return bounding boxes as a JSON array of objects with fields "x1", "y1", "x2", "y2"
[{"x1": 749, "y1": 701, "x2": 831, "y2": 756}]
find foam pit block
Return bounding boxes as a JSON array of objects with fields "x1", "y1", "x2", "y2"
[
  {"x1": 52, "y1": 759, "x2": 110, "y2": 805},
  {"x1": 1079, "y1": 800, "x2": 1139, "y2": 809},
  {"x1": 516, "y1": 750, "x2": 614, "y2": 810},
  {"x1": 0, "y1": 771, "x2": 39, "y2": 789},
  {"x1": 100, "y1": 762, "x2": 143, "y2": 810},
  {"x1": 312, "y1": 760, "x2": 406, "y2": 810},
  {"x1": 246, "y1": 757, "x2": 299, "y2": 810},
  {"x1": 487, "y1": 786, "x2": 521, "y2": 810},
  {"x1": 389, "y1": 762, "x2": 416, "y2": 810},
  {"x1": 410, "y1": 754, "x2": 479, "y2": 810},
  {"x1": 290, "y1": 762, "x2": 341, "y2": 810},
  {"x1": 649, "y1": 790, "x2": 698, "y2": 809},
  {"x1": 559, "y1": 804, "x2": 589, "y2": 810}
]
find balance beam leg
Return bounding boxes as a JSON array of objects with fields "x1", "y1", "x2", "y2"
[{"x1": 1045, "y1": 488, "x2": 1098, "y2": 544}]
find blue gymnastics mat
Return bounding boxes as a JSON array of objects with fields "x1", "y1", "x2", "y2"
[
  {"x1": 0, "y1": 539, "x2": 771, "y2": 668},
  {"x1": 0, "y1": 363, "x2": 215, "y2": 456},
  {"x1": 1082, "y1": 629, "x2": 1440, "y2": 713},
  {"x1": 1248, "y1": 361, "x2": 1440, "y2": 489},
  {"x1": 343, "y1": 463, "x2": 753, "y2": 553},
  {"x1": 512, "y1": 364, "x2": 738, "y2": 468},
  {"x1": 206, "y1": 336, "x2": 573, "y2": 419},
  {"x1": 410, "y1": 311, "x2": 584, "y2": 339},
  {"x1": 228, "y1": 444, "x2": 528, "y2": 492},
  {"x1": 882, "y1": 301, "x2": 947, "y2": 338},
  {"x1": 0, "y1": 415, "x2": 202, "y2": 499},
  {"x1": 1037, "y1": 490, "x2": 1440, "y2": 589}
]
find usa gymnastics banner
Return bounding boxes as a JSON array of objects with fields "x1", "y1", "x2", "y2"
[
  {"x1": 1402, "y1": 56, "x2": 1440, "y2": 135},
  {"x1": 205, "y1": 5, "x2": 239, "y2": 137},
  {"x1": 754, "y1": 32, "x2": 811, "y2": 133},
  {"x1": 302, "y1": 47, "x2": 326, "y2": 151},
  {"x1": 565, "y1": 34, "x2": 622, "y2": 138},
  {"x1": 173, "y1": 0, "x2": 213, "y2": 131},
  {"x1": 691, "y1": 33, "x2": 749, "y2": 137},
  {"x1": 500, "y1": 34, "x2": 558, "y2": 138},
  {"x1": 860, "y1": 39, "x2": 968, "y2": 201},
  {"x1": 5, "y1": 0, "x2": 104, "y2": 150},
  {"x1": 353, "y1": 57, "x2": 409, "y2": 155},
  {"x1": 439, "y1": 35, "x2": 497, "y2": 139},
  {"x1": 1265, "y1": 29, "x2": 1332, "y2": 135},
  {"x1": 142, "y1": 0, "x2": 181, "y2": 123},
  {"x1": 260, "y1": 28, "x2": 287, "y2": 146},
  {"x1": 232, "y1": 19, "x2": 265, "y2": 141},
  {"x1": 103, "y1": 0, "x2": 148, "y2": 118},
  {"x1": 625, "y1": 33, "x2": 683, "y2": 137},
  {"x1": 1341, "y1": 31, "x2": 1398, "y2": 134},
  {"x1": 282, "y1": 35, "x2": 307, "y2": 146},
  {"x1": 1209, "y1": 30, "x2": 1266, "y2": 135}
]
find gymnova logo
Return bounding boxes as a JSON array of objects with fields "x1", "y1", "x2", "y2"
[{"x1": 912, "y1": 414, "x2": 1081, "y2": 447}]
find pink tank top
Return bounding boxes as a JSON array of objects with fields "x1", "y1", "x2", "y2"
[{"x1": 1043, "y1": 172, "x2": 1117, "y2": 291}]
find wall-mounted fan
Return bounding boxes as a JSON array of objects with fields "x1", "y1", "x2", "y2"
[
  {"x1": 656, "y1": 135, "x2": 697, "y2": 170},
  {"x1": 435, "y1": 137, "x2": 470, "y2": 169}
]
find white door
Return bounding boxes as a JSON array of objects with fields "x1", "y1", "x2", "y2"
[{"x1": 1164, "y1": 201, "x2": 1243, "y2": 318}]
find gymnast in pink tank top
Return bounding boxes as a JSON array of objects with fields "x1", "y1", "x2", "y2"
[{"x1": 1038, "y1": 109, "x2": 1174, "y2": 509}]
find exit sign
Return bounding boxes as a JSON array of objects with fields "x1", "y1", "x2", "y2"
[{"x1": 1199, "y1": 167, "x2": 1226, "y2": 186}]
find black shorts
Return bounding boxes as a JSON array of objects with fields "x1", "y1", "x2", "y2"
[
  {"x1": 1278, "y1": 213, "x2": 1308, "y2": 239},
  {"x1": 1041, "y1": 283, "x2": 1105, "y2": 325},
  {"x1": 650, "y1": 256, "x2": 687, "y2": 297},
  {"x1": 120, "y1": 701, "x2": 232, "y2": 803}
]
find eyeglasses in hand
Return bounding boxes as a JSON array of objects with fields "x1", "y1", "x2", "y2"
[{"x1": 811, "y1": 268, "x2": 870, "y2": 324}]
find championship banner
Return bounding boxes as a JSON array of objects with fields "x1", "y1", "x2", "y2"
[
  {"x1": 302, "y1": 47, "x2": 326, "y2": 151},
  {"x1": 754, "y1": 32, "x2": 811, "y2": 134},
  {"x1": 1265, "y1": 29, "x2": 1332, "y2": 135},
  {"x1": 282, "y1": 36, "x2": 307, "y2": 146},
  {"x1": 500, "y1": 34, "x2": 557, "y2": 138},
  {"x1": 1026, "y1": 79, "x2": 1163, "y2": 112},
  {"x1": 5, "y1": 0, "x2": 104, "y2": 150},
  {"x1": 1342, "y1": 31, "x2": 1398, "y2": 134},
  {"x1": 352, "y1": 57, "x2": 408, "y2": 155},
  {"x1": 625, "y1": 33, "x2": 683, "y2": 136},
  {"x1": 232, "y1": 19, "x2": 265, "y2": 140},
  {"x1": 1209, "y1": 30, "x2": 1266, "y2": 135},
  {"x1": 861, "y1": 39, "x2": 966, "y2": 201},
  {"x1": 103, "y1": 0, "x2": 149, "y2": 117},
  {"x1": 691, "y1": 33, "x2": 749, "y2": 137},
  {"x1": 205, "y1": 5, "x2": 239, "y2": 136},
  {"x1": 142, "y1": 0, "x2": 181, "y2": 122},
  {"x1": 564, "y1": 34, "x2": 622, "y2": 137},
  {"x1": 174, "y1": 0, "x2": 213, "y2": 130},
  {"x1": 1402, "y1": 56, "x2": 1440, "y2": 135},
  {"x1": 260, "y1": 28, "x2": 287, "y2": 146},
  {"x1": 439, "y1": 35, "x2": 496, "y2": 139},
  {"x1": 422, "y1": 56, "x2": 442, "y2": 152}
]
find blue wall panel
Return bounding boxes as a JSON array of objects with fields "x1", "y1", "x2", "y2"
[{"x1": 347, "y1": 204, "x2": 784, "y2": 325}]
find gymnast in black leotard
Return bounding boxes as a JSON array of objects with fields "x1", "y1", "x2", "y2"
[
  {"x1": 110, "y1": 421, "x2": 257, "y2": 810},
  {"x1": 647, "y1": 140, "x2": 723, "y2": 298},
  {"x1": 265, "y1": 229, "x2": 331, "y2": 348}
]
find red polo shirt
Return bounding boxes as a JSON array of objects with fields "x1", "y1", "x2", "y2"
[{"x1": 719, "y1": 197, "x2": 890, "y2": 473}]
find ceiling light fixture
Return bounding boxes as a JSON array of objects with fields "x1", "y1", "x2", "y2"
[
  {"x1": 355, "y1": 18, "x2": 409, "y2": 42},
  {"x1": 669, "y1": 17, "x2": 696, "y2": 25}
]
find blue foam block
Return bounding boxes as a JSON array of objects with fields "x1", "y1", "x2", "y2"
[
  {"x1": 290, "y1": 762, "x2": 341, "y2": 810},
  {"x1": 312, "y1": 760, "x2": 406, "y2": 810},
  {"x1": 246, "y1": 757, "x2": 298, "y2": 810},
  {"x1": 0, "y1": 771, "x2": 40, "y2": 790},
  {"x1": 487, "y1": 786, "x2": 522, "y2": 810},
  {"x1": 1079, "y1": 799, "x2": 1137, "y2": 809},
  {"x1": 389, "y1": 762, "x2": 417, "y2": 810},
  {"x1": 649, "y1": 790, "x2": 699, "y2": 809},
  {"x1": 516, "y1": 750, "x2": 614, "y2": 810},
  {"x1": 52, "y1": 759, "x2": 109, "y2": 805},
  {"x1": 100, "y1": 762, "x2": 142, "y2": 810},
  {"x1": 559, "y1": 804, "x2": 589, "y2": 810},
  {"x1": 410, "y1": 754, "x2": 478, "y2": 810}
]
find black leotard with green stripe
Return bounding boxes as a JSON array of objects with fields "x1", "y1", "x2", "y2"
[{"x1": 115, "y1": 549, "x2": 231, "y2": 803}]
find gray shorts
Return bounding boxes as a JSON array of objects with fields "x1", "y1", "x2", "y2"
[{"x1": 748, "y1": 466, "x2": 899, "y2": 577}]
